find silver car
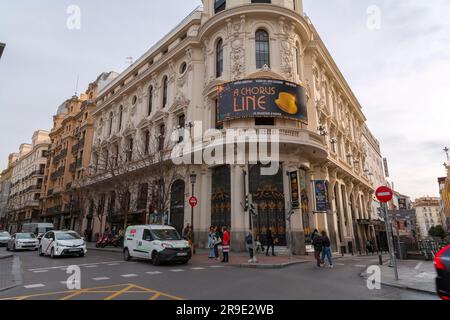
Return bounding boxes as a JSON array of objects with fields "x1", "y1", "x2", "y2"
[
  {"x1": 0, "y1": 231, "x2": 11, "y2": 247},
  {"x1": 7, "y1": 233, "x2": 39, "y2": 251}
]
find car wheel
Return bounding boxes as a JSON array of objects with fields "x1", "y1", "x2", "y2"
[
  {"x1": 152, "y1": 251, "x2": 161, "y2": 266},
  {"x1": 79, "y1": 252, "x2": 85, "y2": 258},
  {"x1": 38, "y1": 246, "x2": 44, "y2": 256},
  {"x1": 123, "y1": 248, "x2": 131, "y2": 261},
  {"x1": 50, "y1": 248, "x2": 55, "y2": 259}
]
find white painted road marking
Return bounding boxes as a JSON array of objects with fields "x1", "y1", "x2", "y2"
[
  {"x1": 84, "y1": 265, "x2": 98, "y2": 268},
  {"x1": 28, "y1": 260, "x2": 125, "y2": 272},
  {"x1": 121, "y1": 274, "x2": 138, "y2": 278},
  {"x1": 107, "y1": 263, "x2": 120, "y2": 266},
  {"x1": 33, "y1": 270, "x2": 49, "y2": 273},
  {"x1": 170, "y1": 269, "x2": 185, "y2": 273},
  {"x1": 353, "y1": 265, "x2": 367, "y2": 268},
  {"x1": 415, "y1": 262, "x2": 423, "y2": 270},
  {"x1": 146, "y1": 271, "x2": 163, "y2": 275},
  {"x1": 93, "y1": 277, "x2": 110, "y2": 281},
  {"x1": 24, "y1": 284, "x2": 45, "y2": 289},
  {"x1": 335, "y1": 263, "x2": 345, "y2": 266},
  {"x1": 210, "y1": 265, "x2": 224, "y2": 268},
  {"x1": 191, "y1": 267, "x2": 206, "y2": 270}
]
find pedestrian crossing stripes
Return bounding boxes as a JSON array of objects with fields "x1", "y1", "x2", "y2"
[
  {"x1": 191, "y1": 267, "x2": 206, "y2": 270},
  {"x1": 24, "y1": 284, "x2": 45, "y2": 289},
  {"x1": 93, "y1": 277, "x2": 110, "y2": 281},
  {"x1": 146, "y1": 271, "x2": 163, "y2": 275},
  {"x1": 121, "y1": 274, "x2": 138, "y2": 278},
  {"x1": 169, "y1": 269, "x2": 185, "y2": 273}
]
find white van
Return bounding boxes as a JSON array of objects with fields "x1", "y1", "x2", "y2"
[
  {"x1": 22, "y1": 223, "x2": 54, "y2": 237},
  {"x1": 123, "y1": 225, "x2": 191, "y2": 266}
]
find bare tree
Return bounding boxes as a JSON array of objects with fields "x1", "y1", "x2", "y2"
[{"x1": 85, "y1": 126, "x2": 188, "y2": 232}]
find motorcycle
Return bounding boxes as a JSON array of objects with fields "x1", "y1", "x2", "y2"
[{"x1": 96, "y1": 233, "x2": 109, "y2": 248}]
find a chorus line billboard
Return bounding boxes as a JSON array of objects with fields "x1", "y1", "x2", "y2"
[{"x1": 217, "y1": 79, "x2": 308, "y2": 123}]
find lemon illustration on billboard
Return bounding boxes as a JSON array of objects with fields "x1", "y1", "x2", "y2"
[{"x1": 275, "y1": 92, "x2": 298, "y2": 115}]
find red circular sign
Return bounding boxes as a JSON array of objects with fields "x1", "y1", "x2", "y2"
[
  {"x1": 376, "y1": 186, "x2": 393, "y2": 203},
  {"x1": 189, "y1": 197, "x2": 198, "y2": 207}
]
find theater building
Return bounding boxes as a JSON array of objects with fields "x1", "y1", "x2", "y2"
[{"x1": 87, "y1": 0, "x2": 379, "y2": 254}]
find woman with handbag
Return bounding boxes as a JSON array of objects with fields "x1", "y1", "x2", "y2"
[{"x1": 213, "y1": 226, "x2": 222, "y2": 261}]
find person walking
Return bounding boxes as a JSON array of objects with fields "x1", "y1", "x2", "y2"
[
  {"x1": 221, "y1": 227, "x2": 230, "y2": 263},
  {"x1": 182, "y1": 224, "x2": 191, "y2": 239},
  {"x1": 213, "y1": 226, "x2": 222, "y2": 261},
  {"x1": 246, "y1": 230, "x2": 254, "y2": 263},
  {"x1": 266, "y1": 228, "x2": 276, "y2": 256},
  {"x1": 312, "y1": 231, "x2": 324, "y2": 267},
  {"x1": 321, "y1": 231, "x2": 333, "y2": 268},
  {"x1": 208, "y1": 227, "x2": 216, "y2": 259}
]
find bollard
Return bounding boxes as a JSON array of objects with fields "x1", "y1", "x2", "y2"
[{"x1": 379, "y1": 254, "x2": 383, "y2": 266}]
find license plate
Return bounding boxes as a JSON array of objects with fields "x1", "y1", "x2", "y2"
[
  {"x1": 69, "y1": 248, "x2": 81, "y2": 252},
  {"x1": 177, "y1": 252, "x2": 188, "y2": 257}
]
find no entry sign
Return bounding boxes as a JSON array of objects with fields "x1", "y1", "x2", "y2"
[
  {"x1": 375, "y1": 186, "x2": 393, "y2": 203},
  {"x1": 189, "y1": 197, "x2": 198, "y2": 207}
]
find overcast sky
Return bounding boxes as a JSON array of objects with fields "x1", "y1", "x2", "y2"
[{"x1": 0, "y1": 0, "x2": 449, "y2": 199}]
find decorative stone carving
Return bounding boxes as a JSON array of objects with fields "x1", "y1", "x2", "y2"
[
  {"x1": 279, "y1": 19, "x2": 296, "y2": 81},
  {"x1": 231, "y1": 38, "x2": 245, "y2": 80}
]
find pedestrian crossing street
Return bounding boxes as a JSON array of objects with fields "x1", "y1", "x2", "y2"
[{"x1": 23, "y1": 262, "x2": 225, "y2": 290}]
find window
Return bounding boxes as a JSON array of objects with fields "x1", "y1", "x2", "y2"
[
  {"x1": 158, "y1": 124, "x2": 165, "y2": 151},
  {"x1": 143, "y1": 229, "x2": 153, "y2": 241},
  {"x1": 126, "y1": 137, "x2": 133, "y2": 162},
  {"x1": 137, "y1": 183, "x2": 149, "y2": 210},
  {"x1": 216, "y1": 39, "x2": 224, "y2": 78},
  {"x1": 118, "y1": 106, "x2": 123, "y2": 131},
  {"x1": 214, "y1": 0, "x2": 226, "y2": 13},
  {"x1": 108, "y1": 112, "x2": 113, "y2": 136},
  {"x1": 162, "y1": 76, "x2": 168, "y2": 108},
  {"x1": 178, "y1": 114, "x2": 186, "y2": 143},
  {"x1": 114, "y1": 145, "x2": 119, "y2": 167},
  {"x1": 148, "y1": 86, "x2": 153, "y2": 116},
  {"x1": 179, "y1": 62, "x2": 187, "y2": 75},
  {"x1": 255, "y1": 29, "x2": 270, "y2": 68},
  {"x1": 144, "y1": 130, "x2": 150, "y2": 155},
  {"x1": 132, "y1": 95, "x2": 137, "y2": 105}
]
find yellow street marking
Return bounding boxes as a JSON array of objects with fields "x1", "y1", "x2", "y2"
[
  {"x1": 104, "y1": 284, "x2": 134, "y2": 300},
  {"x1": 131, "y1": 283, "x2": 184, "y2": 301},
  {"x1": 60, "y1": 289, "x2": 89, "y2": 301},
  {"x1": 149, "y1": 293, "x2": 161, "y2": 300}
]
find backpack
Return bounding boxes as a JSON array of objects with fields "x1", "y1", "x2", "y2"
[
  {"x1": 246, "y1": 234, "x2": 253, "y2": 245},
  {"x1": 313, "y1": 236, "x2": 323, "y2": 251}
]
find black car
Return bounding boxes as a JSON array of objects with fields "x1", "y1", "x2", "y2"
[{"x1": 435, "y1": 245, "x2": 450, "y2": 300}]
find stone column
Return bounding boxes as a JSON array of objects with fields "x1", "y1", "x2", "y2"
[
  {"x1": 230, "y1": 165, "x2": 246, "y2": 252},
  {"x1": 197, "y1": 167, "x2": 212, "y2": 249}
]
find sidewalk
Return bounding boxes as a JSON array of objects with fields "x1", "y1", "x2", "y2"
[
  {"x1": 86, "y1": 243, "x2": 315, "y2": 269},
  {"x1": 360, "y1": 259, "x2": 437, "y2": 294}
]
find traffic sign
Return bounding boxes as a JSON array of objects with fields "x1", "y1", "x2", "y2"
[
  {"x1": 375, "y1": 186, "x2": 393, "y2": 203},
  {"x1": 189, "y1": 196, "x2": 198, "y2": 207}
]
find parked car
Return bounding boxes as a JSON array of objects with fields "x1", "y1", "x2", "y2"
[
  {"x1": 123, "y1": 225, "x2": 191, "y2": 266},
  {"x1": 435, "y1": 244, "x2": 450, "y2": 300},
  {"x1": 7, "y1": 233, "x2": 39, "y2": 251},
  {"x1": 0, "y1": 231, "x2": 11, "y2": 247},
  {"x1": 38, "y1": 230, "x2": 86, "y2": 258}
]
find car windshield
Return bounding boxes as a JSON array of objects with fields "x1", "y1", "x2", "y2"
[
  {"x1": 56, "y1": 232, "x2": 81, "y2": 240},
  {"x1": 150, "y1": 229, "x2": 181, "y2": 241},
  {"x1": 38, "y1": 227, "x2": 53, "y2": 234},
  {"x1": 16, "y1": 233, "x2": 36, "y2": 239},
  {"x1": 0, "y1": 232, "x2": 10, "y2": 237}
]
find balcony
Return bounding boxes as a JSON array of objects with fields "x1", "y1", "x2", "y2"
[
  {"x1": 50, "y1": 166, "x2": 65, "y2": 181},
  {"x1": 53, "y1": 149, "x2": 68, "y2": 163},
  {"x1": 69, "y1": 162, "x2": 77, "y2": 173}
]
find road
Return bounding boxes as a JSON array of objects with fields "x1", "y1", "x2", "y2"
[{"x1": 0, "y1": 247, "x2": 439, "y2": 300}]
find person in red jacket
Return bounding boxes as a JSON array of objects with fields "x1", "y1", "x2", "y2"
[{"x1": 221, "y1": 226, "x2": 230, "y2": 263}]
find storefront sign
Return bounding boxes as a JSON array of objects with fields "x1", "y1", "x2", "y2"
[
  {"x1": 217, "y1": 79, "x2": 308, "y2": 122},
  {"x1": 289, "y1": 171, "x2": 300, "y2": 209},
  {"x1": 314, "y1": 180, "x2": 328, "y2": 212}
]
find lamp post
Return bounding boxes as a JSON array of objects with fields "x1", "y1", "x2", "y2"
[{"x1": 190, "y1": 171, "x2": 197, "y2": 254}]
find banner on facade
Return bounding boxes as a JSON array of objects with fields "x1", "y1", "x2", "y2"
[
  {"x1": 217, "y1": 79, "x2": 308, "y2": 122},
  {"x1": 289, "y1": 171, "x2": 300, "y2": 209},
  {"x1": 314, "y1": 180, "x2": 328, "y2": 212}
]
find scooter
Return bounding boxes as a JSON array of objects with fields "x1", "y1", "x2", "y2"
[{"x1": 96, "y1": 234, "x2": 109, "y2": 248}]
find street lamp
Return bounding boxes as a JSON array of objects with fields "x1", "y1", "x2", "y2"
[{"x1": 190, "y1": 171, "x2": 197, "y2": 254}]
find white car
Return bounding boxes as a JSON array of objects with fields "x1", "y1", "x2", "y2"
[
  {"x1": 0, "y1": 231, "x2": 11, "y2": 247},
  {"x1": 38, "y1": 231, "x2": 87, "y2": 258},
  {"x1": 7, "y1": 233, "x2": 39, "y2": 251},
  {"x1": 123, "y1": 225, "x2": 191, "y2": 266}
]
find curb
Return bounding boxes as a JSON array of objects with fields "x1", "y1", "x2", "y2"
[
  {"x1": 0, "y1": 254, "x2": 13, "y2": 260},
  {"x1": 234, "y1": 260, "x2": 309, "y2": 269},
  {"x1": 359, "y1": 270, "x2": 436, "y2": 295},
  {"x1": 87, "y1": 247, "x2": 123, "y2": 254},
  {"x1": 0, "y1": 284, "x2": 18, "y2": 293}
]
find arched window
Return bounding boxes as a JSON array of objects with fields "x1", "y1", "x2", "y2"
[
  {"x1": 216, "y1": 39, "x2": 224, "y2": 78},
  {"x1": 118, "y1": 106, "x2": 123, "y2": 131},
  {"x1": 255, "y1": 29, "x2": 270, "y2": 69},
  {"x1": 148, "y1": 86, "x2": 153, "y2": 116},
  {"x1": 162, "y1": 76, "x2": 168, "y2": 108},
  {"x1": 108, "y1": 112, "x2": 113, "y2": 136}
]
